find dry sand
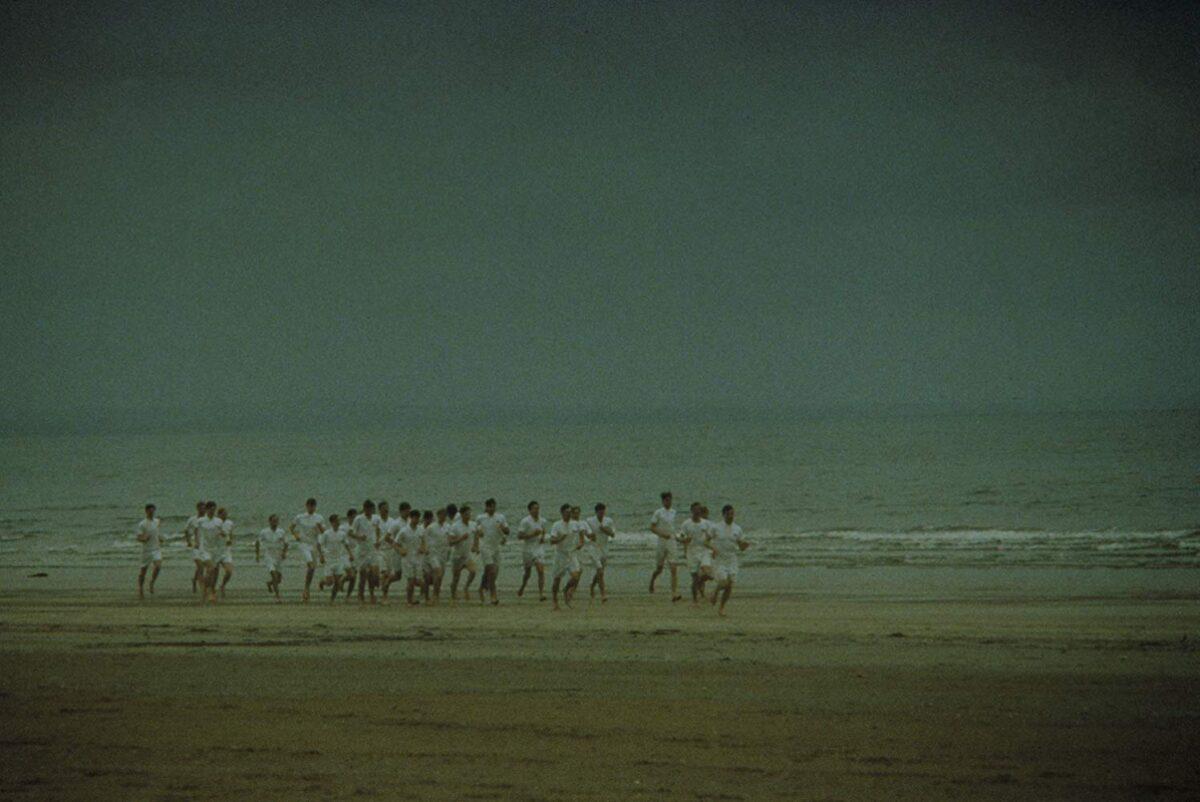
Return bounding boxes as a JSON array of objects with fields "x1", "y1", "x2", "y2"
[{"x1": 0, "y1": 565, "x2": 1197, "y2": 800}]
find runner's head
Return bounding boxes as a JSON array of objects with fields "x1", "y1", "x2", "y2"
[
  {"x1": 661, "y1": 491, "x2": 673, "y2": 508},
  {"x1": 195, "y1": 500, "x2": 205, "y2": 513},
  {"x1": 528, "y1": 500, "x2": 539, "y2": 517},
  {"x1": 690, "y1": 502, "x2": 701, "y2": 520},
  {"x1": 329, "y1": 513, "x2": 340, "y2": 527},
  {"x1": 347, "y1": 508, "x2": 357, "y2": 522},
  {"x1": 571, "y1": 506, "x2": 581, "y2": 520},
  {"x1": 422, "y1": 509, "x2": 433, "y2": 524},
  {"x1": 445, "y1": 503, "x2": 458, "y2": 518},
  {"x1": 378, "y1": 500, "x2": 389, "y2": 517},
  {"x1": 205, "y1": 500, "x2": 216, "y2": 515},
  {"x1": 560, "y1": 503, "x2": 571, "y2": 521},
  {"x1": 362, "y1": 499, "x2": 375, "y2": 515},
  {"x1": 268, "y1": 514, "x2": 279, "y2": 527},
  {"x1": 595, "y1": 502, "x2": 606, "y2": 516},
  {"x1": 217, "y1": 507, "x2": 227, "y2": 520},
  {"x1": 398, "y1": 502, "x2": 412, "y2": 517},
  {"x1": 408, "y1": 509, "x2": 420, "y2": 524},
  {"x1": 700, "y1": 505, "x2": 710, "y2": 519},
  {"x1": 485, "y1": 498, "x2": 497, "y2": 514},
  {"x1": 305, "y1": 497, "x2": 317, "y2": 513},
  {"x1": 722, "y1": 504, "x2": 734, "y2": 523},
  {"x1": 460, "y1": 504, "x2": 472, "y2": 522},
  {"x1": 436, "y1": 507, "x2": 447, "y2": 523},
  {"x1": 144, "y1": 503, "x2": 155, "y2": 517}
]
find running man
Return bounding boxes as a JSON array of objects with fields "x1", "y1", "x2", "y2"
[
  {"x1": 397, "y1": 509, "x2": 426, "y2": 606},
  {"x1": 348, "y1": 501, "x2": 380, "y2": 604},
  {"x1": 648, "y1": 491, "x2": 681, "y2": 601},
  {"x1": 548, "y1": 504, "x2": 583, "y2": 610},
  {"x1": 678, "y1": 502, "x2": 714, "y2": 607},
  {"x1": 475, "y1": 498, "x2": 509, "y2": 605},
  {"x1": 216, "y1": 508, "x2": 235, "y2": 597},
  {"x1": 516, "y1": 501, "x2": 548, "y2": 601},
  {"x1": 380, "y1": 501, "x2": 409, "y2": 599},
  {"x1": 708, "y1": 504, "x2": 751, "y2": 617},
  {"x1": 448, "y1": 504, "x2": 478, "y2": 601},
  {"x1": 185, "y1": 500, "x2": 206, "y2": 593},
  {"x1": 256, "y1": 514, "x2": 289, "y2": 602},
  {"x1": 290, "y1": 498, "x2": 327, "y2": 603},
  {"x1": 135, "y1": 503, "x2": 162, "y2": 600},
  {"x1": 196, "y1": 501, "x2": 223, "y2": 603},
  {"x1": 585, "y1": 502, "x2": 615, "y2": 602},
  {"x1": 423, "y1": 508, "x2": 450, "y2": 604},
  {"x1": 318, "y1": 513, "x2": 355, "y2": 602}
]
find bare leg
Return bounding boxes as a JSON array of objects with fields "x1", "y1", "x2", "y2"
[
  {"x1": 536, "y1": 564, "x2": 546, "y2": 600},
  {"x1": 487, "y1": 566, "x2": 499, "y2": 605},
  {"x1": 463, "y1": 570, "x2": 476, "y2": 600},
  {"x1": 518, "y1": 564, "x2": 531, "y2": 596},
  {"x1": 432, "y1": 569, "x2": 444, "y2": 603},
  {"x1": 564, "y1": 572, "x2": 581, "y2": 607},
  {"x1": 303, "y1": 565, "x2": 315, "y2": 602},
  {"x1": 670, "y1": 564, "x2": 681, "y2": 601},
  {"x1": 149, "y1": 561, "x2": 161, "y2": 594},
  {"x1": 192, "y1": 561, "x2": 204, "y2": 593},
  {"x1": 220, "y1": 565, "x2": 233, "y2": 596},
  {"x1": 552, "y1": 576, "x2": 562, "y2": 610},
  {"x1": 596, "y1": 567, "x2": 607, "y2": 602},
  {"x1": 649, "y1": 558, "x2": 665, "y2": 593},
  {"x1": 718, "y1": 580, "x2": 734, "y2": 616},
  {"x1": 137, "y1": 566, "x2": 147, "y2": 600}
]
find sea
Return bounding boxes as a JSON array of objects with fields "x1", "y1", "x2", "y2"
[{"x1": 1, "y1": 411, "x2": 1196, "y2": 571}]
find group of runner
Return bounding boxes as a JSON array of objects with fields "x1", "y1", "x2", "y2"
[{"x1": 134, "y1": 491, "x2": 751, "y2": 615}]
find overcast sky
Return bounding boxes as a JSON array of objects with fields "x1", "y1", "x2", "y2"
[{"x1": 1, "y1": 1, "x2": 1197, "y2": 432}]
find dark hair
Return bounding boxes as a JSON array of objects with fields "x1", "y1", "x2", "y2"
[
  {"x1": 661, "y1": 491, "x2": 672, "y2": 500},
  {"x1": 196, "y1": 500, "x2": 205, "y2": 508},
  {"x1": 329, "y1": 513, "x2": 340, "y2": 522},
  {"x1": 422, "y1": 509, "x2": 433, "y2": 520},
  {"x1": 362, "y1": 499, "x2": 375, "y2": 510},
  {"x1": 409, "y1": 509, "x2": 420, "y2": 520},
  {"x1": 722, "y1": 504, "x2": 733, "y2": 514},
  {"x1": 437, "y1": 507, "x2": 446, "y2": 515},
  {"x1": 594, "y1": 502, "x2": 606, "y2": 512},
  {"x1": 460, "y1": 504, "x2": 472, "y2": 513},
  {"x1": 306, "y1": 497, "x2": 317, "y2": 506},
  {"x1": 205, "y1": 500, "x2": 216, "y2": 509},
  {"x1": 347, "y1": 508, "x2": 357, "y2": 517},
  {"x1": 446, "y1": 503, "x2": 458, "y2": 516},
  {"x1": 145, "y1": 503, "x2": 155, "y2": 512},
  {"x1": 399, "y1": 502, "x2": 412, "y2": 512},
  {"x1": 379, "y1": 500, "x2": 389, "y2": 508},
  {"x1": 527, "y1": 500, "x2": 538, "y2": 510},
  {"x1": 560, "y1": 503, "x2": 571, "y2": 513},
  {"x1": 485, "y1": 498, "x2": 496, "y2": 506}
]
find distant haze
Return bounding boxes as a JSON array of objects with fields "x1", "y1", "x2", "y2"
[{"x1": 2, "y1": 1, "x2": 1197, "y2": 433}]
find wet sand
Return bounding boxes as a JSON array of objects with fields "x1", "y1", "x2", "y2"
[{"x1": 0, "y1": 565, "x2": 1197, "y2": 800}]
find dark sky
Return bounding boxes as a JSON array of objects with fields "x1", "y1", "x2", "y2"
[{"x1": 2, "y1": 1, "x2": 1197, "y2": 432}]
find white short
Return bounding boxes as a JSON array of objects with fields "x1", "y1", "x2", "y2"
[
  {"x1": 356, "y1": 551, "x2": 380, "y2": 572},
  {"x1": 553, "y1": 552, "x2": 581, "y2": 580},
  {"x1": 452, "y1": 552, "x2": 476, "y2": 573},
  {"x1": 296, "y1": 543, "x2": 316, "y2": 565},
  {"x1": 714, "y1": 561, "x2": 738, "y2": 583},
  {"x1": 479, "y1": 543, "x2": 501, "y2": 568},
  {"x1": 401, "y1": 556, "x2": 423, "y2": 579},
  {"x1": 384, "y1": 548, "x2": 404, "y2": 575},
  {"x1": 263, "y1": 557, "x2": 282, "y2": 575},
  {"x1": 656, "y1": 539, "x2": 680, "y2": 566},
  {"x1": 140, "y1": 549, "x2": 162, "y2": 567},
  {"x1": 686, "y1": 549, "x2": 713, "y2": 575},
  {"x1": 424, "y1": 553, "x2": 444, "y2": 573},
  {"x1": 217, "y1": 552, "x2": 234, "y2": 567},
  {"x1": 324, "y1": 558, "x2": 351, "y2": 579},
  {"x1": 583, "y1": 545, "x2": 606, "y2": 570},
  {"x1": 522, "y1": 547, "x2": 546, "y2": 569},
  {"x1": 190, "y1": 547, "x2": 203, "y2": 562}
]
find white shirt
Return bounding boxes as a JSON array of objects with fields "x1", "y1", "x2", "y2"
[
  {"x1": 650, "y1": 507, "x2": 677, "y2": 538},
  {"x1": 185, "y1": 514, "x2": 202, "y2": 546},
  {"x1": 569, "y1": 519, "x2": 588, "y2": 549},
  {"x1": 350, "y1": 515, "x2": 376, "y2": 553},
  {"x1": 397, "y1": 522, "x2": 423, "y2": 555},
  {"x1": 449, "y1": 520, "x2": 476, "y2": 556},
  {"x1": 258, "y1": 526, "x2": 287, "y2": 561},
  {"x1": 424, "y1": 522, "x2": 449, "y2": 554},
  {"x1": 219, "y1": 519, "x2": 235, "y2": 554},
  {"x1": 136, "y1": 518, "x2": 161, "y2": 552},
  {"x1": 710, "y1": 521, "x2": 746, "y2": 563},
  {"x1": 381, "y1": 517, "x2": 402, "y2": 545},
  {"x1": 198, "y1": 515, "x2": 224, "y2": 552},
  {"x1": 550, "y1": 520, "x2": 577, "y2": 556},
  {"x1": 292, "y1": 512, "x2": 326, "y2": 545},
  {"x1": 517, "y1": 515, "x2": 547, "y2": 551},
  {"x1": 678, "y1": 518, "x2": 709, "y2": 555},
  {"x1": 476, "y1": 512, "x2": 508, "y2": 548},
  {"x1": 586, "y1": 515, "x2": 614, "y2": 552},
  {"x1": 321, "y1": 524, "x2": 351, "y2": 561}
]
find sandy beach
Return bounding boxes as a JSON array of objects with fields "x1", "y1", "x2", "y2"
[{"x1": 0, "y1": 565, "x2": 1196, "y2": 800}]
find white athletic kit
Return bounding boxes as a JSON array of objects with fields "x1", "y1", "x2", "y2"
[
  {"x1": 476, "y1": 512, "x2": 507, "y2": 568},
  {"x1": 197, "y1": 515, "x2": 224, "y2": 564},
  {"x1": 292, "y1": 512, "x2": 325, "y2": 565},
  {"x1": 449, "y1": 518, "x2": 478, "y2": 571},
  {"x1": 710, "y1": 521, "x2": 747, "y2": 582},
  {"x1": 320, "y1": 524, "x2": 352, "y2": 579},
  {"x1": 351, "y1": 515, "x2": 378, "y2": 571},
  {"x1": 584, "y1": 515, "x2": 614, "y2": 569},
  {"x1": 678, "y1": 518, "x2": 714, "y2": 574},
  {"x1": 185, "y1": 514, "x2": 203, "y2": 561},
  {"x1": 378, "y1": 516, "x2": 402, "y2": 575},
  {"x1": 550, "y1": 520, "x2": 581, "y2": 579},
  {"x1": 397, "y1": 522, "x2": 424, "y2": 579},
  {"x1": 218, "y1": 519, "x2": 235, "y2": 565},
  {"x1": 136, "y1": 517, "x2": 162, "y2": 567},
  {"x1": 258, "y1": 526, "x2": 287, "y2": 575},
  {"x1": 650, "y1": 506, "x2": 679, "y2": 565},
  {"x1": 517, "y1": 515, "x2": 547, "y2": 568},
  {"x1": 423, "y1": 522, "x2": 449, "y2": 572}
]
